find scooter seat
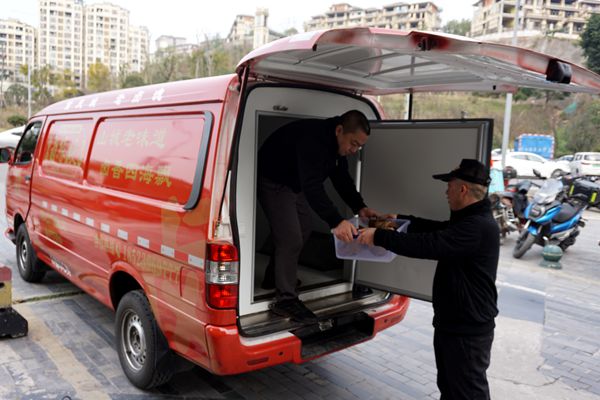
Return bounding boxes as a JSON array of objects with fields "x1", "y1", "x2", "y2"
[{"x1": 552, "y1": 203, "x2": 578, "y2": 223}]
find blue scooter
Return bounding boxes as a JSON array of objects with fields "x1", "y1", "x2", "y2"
[{"x1": 512, "y1": 171, "x2": 588, "y2": 259}]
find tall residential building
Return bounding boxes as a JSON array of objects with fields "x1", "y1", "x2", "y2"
[
  {"x1": 254, "y1": 8, "x2": 269, "y2": 49},
  {"x1": 226, "y1": 9, "x2": 284, "y2": 49},
  {"x1": 38, "y1": 0, "x2": 150, "y2": 88},
  {"x1": 38, "y1": 0, "x2": 85, "y2": 86},
  {"x1": 128, "y1": 25, "x2": 149, "y2": 73},
  {"x1": 83, "y1": 2, "x2": 130, "y2": 78},
  {"x1": 0, "y1": 19, "x2": 36, "y2": 84},
  {"x1": 304, "y1": 2, "x2": 442, "y2": 32},
  {"x1": 471, "y1": 0, "x2": 600, "y2": 40},
  {"x1": 227, "y1": 15, "x2": 255, "y2": 44}
]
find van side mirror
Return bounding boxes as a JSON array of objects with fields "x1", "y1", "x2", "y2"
[{"x1": 0, "y1": 147, "x2": 13, "y2": 163}]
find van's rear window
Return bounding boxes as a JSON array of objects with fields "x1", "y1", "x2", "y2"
[{"x1": 87, "y1": 114, "x2": 206, "y2": 204}]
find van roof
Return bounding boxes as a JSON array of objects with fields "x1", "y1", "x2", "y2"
[
  {"x1": 237, "y1": 28, "x2": 600, "y2": 95},
  {"x1": 36, "y1": 74, "x2": 237, "y2": 117}
]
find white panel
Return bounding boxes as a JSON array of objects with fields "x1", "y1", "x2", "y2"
[{"x1": 356, "y1": 120, "x2": 492, "y2": 301}]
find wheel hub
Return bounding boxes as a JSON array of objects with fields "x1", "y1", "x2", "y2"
[{"x1": 121, "y1": 310, "x2": 146, "y2": 372}]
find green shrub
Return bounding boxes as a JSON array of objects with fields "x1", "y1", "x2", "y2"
[{"x1": 7, "y1": 115, "x2": 28, "y2": 127}]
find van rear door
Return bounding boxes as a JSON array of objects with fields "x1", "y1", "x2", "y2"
[
  {"x1": 237, "y1": 28, "x2": 600, "y2": 95},
  {"x1": 354, "y1": 119, "x2": 492, "y2": 301}
]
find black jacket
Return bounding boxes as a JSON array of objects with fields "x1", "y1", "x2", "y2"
[
  {"x1": 374, "y1": 199, "x2": 499, "y2": 335},
  {"x1": 258, "y1": 117, "x2": 366, "y2": 228}
]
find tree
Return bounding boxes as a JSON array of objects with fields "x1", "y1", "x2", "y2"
[
  {"x1": 283, "y1": 28, "x2": 299, "y2": 37},
  {"x1": 580, "y1": 14, "x2": 600, "y2": 74},
  {"x1": 121, "y1": 72, "x2": 145, "y2": 88},
  {"x1": 562, "y1": 98, "x2": 600, "y2": 152},
  {"x1": 4, "y1": 84, "x2": 28, "y2": 106},
  {"x1": 87, "y1": 62, "x2": 112, "y2": 92},
  {"x1": 443, "y1": 19, "x2": 471, "y2": 37},
  {"x1": 7, "y1": 115, "x2": 27, "y2": 127}
]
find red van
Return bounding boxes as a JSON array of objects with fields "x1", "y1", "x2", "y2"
[{"x1": 2, "y1": 28, "x2": 599, "y2": 389}]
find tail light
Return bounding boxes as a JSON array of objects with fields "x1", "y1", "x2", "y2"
[{"x1": 206, "y1": 242, "x2": 239, "y2": 309}]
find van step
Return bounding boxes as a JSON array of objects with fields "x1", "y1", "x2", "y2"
[
  {"x1": 238, "y1": 290, "x2": 389, "y2": 337},
  {"x1": 293, "y1": 312, "x2": 373, "y2": 359}
]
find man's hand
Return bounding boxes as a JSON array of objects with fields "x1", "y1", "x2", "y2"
[
  {"x1": 358, "y1": 207, "x2": 379, "y2": 218},
  {"x1": 332, "y1": 219, "x2": 358, "y2": 243},
  {"x1": 358, "y1": 228, "x2": 376, "y2": 246}
]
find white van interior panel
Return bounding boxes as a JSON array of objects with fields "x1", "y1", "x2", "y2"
[{"x1": 235, "y1": 86, "x2": 376, "y2": 316}]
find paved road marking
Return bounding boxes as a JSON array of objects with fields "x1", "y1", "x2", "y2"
[
  {"x1": 497, "y1": 280, "x2": 548, "y2": 297},
  {"x1": 14, "y1": 303, "x2": 111, "y2": 400}
]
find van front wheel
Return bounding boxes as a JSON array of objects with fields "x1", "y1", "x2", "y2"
[
  {"x1": 16, "y1": 224, "x2": 46, "y2": 282},
  {"x1": 116, "y1": 290, "x2": 173, "y2": 389}
]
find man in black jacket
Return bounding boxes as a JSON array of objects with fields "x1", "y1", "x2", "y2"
[
  {"x1": 258, "y1": 110, "x2": 379, "y2": 323},
  {"x1": 358, "y1": 159, "x2": 499, "y2": 400}
]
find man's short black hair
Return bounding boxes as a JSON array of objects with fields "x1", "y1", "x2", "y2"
[{"x1": 340, "y1": 110, "x2": 370, "y2": 136}]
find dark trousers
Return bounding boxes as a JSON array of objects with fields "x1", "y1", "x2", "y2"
[
  {"x1": 257, "y1": 177, "x2": 312, "y2": 301},
  {"x1": 434, "y1": 329, "x2": 494, "y2": 400}
]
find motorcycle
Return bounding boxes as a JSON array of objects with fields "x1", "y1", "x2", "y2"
[
  {"x1": 512, "y1": 170, "x2": 588, "y2": 259},
  {"x1": 565, "y1": 174, "x2": 600, "y2": 210},
  {"x1": 489, "y1": 192, "x2": 519, "y2": 244}
]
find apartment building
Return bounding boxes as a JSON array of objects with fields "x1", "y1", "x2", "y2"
[
  {"x1": 156, "y1": 35, "x2": 187, "y2": 51},
  {"x1": 83, "y1": 2, "x2": 129, "y2": 78},
  {"x1": 471, "y1": 0, "x2": 600, "y2": 40},
  {"x1": 0, "y1": 19, "x2": 36, "y2": 84},
  {"x1": 38, "y1": 0, "x2": 85, "y2": 86},
  {"x1": 37, "y1": 0, "x2": 149, "y2": 88},
  {"x1": 128, "y1": 25, "x2": 149, "y2": 73},
  {"x1": 304, "y1": 2, "x2": 442, "y2": 32},
  {"x1": 227, "y1": 15, "x2": 255, "y2": 44},
  {"x1": 226, "y1": 10, "x2": 284, "y2": 49}
]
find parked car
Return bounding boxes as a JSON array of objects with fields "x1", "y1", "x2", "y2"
[
  {"x1": 558, "y1": 154, "x2": 573, "y2": 162},
  {"x1": 0, "y1": 125, "x2": 25, "y2": 148},
  {"x1": 570, "y1": 152, "x2": 600, "y2": 176},
  {"x1": 492, "y1": 151, "x2": 567, "y2": 178}
]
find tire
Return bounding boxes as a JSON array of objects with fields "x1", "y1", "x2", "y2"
[
  {"x1": 551, "y1": 169, "x2": 563, "y2": 178},
  {"x1": 15, "y1": 224, "x2": 46, "y2": 282},
  {"x1": 115, "y1": 290, "x2": 174, "y2": 389},
  {"x1": 513, "y1": 231, "x2": 535, "y2": 259}
]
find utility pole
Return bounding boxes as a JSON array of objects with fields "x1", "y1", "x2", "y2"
[
  {"x1": 28, "y1": 52, "x2": 33, "y2": 119},
  {"x1": 501, "y1": 0, "x2": 521, "y2": 169}
]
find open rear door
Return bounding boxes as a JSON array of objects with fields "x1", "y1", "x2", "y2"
[{"x1": 355, "y1": 119, "x2": 493, "y2": 301}]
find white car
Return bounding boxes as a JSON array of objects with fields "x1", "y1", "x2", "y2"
[
  {"x1": 570, "y1": 152, "x2": 600, "y2": 176},
  {"x1": 492, "y1": 151, "x2": 568, "y2": 178},
  {"x1": 0, "y1": 125, "x2": 25, "y2": 149}
]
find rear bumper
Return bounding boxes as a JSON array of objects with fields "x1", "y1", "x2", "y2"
[{"x1": 203, "y1": 295, "x2": 409, "y2": 375}]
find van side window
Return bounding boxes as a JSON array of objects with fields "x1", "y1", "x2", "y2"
[
  {"x1": 87, "y1": 114, "x2": 208, "y2": 205},
  {"x1": 14, "y1": 121, "x2": 42, "y2": 164},
  {"x1": 40, "y1": 119, "x2": 94, "y2": 182}
]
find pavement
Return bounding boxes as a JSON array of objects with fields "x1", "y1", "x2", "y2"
[{"x1": 1, "y1": 163, "x2": 600, "y2": 399}]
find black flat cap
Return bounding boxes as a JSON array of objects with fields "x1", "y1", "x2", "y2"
[{"x1": 433, "y1": 158, "x2": 490, "y2": 186}]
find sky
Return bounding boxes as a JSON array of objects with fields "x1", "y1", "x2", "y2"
[{"x1": 3, "y1": 0, "x2": 476, "y2": 46}]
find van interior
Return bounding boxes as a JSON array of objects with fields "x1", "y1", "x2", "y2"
[{"x1": 233, "y1": 85, "x2": 491, "y2": 340}]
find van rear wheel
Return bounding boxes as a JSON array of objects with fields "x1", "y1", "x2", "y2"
[
  {"x1": 115, "y1": 290, "x2": 174, "y2": 389},
  {"x1": 15, "y1": 224, "x2": 46, "y2": 282}
]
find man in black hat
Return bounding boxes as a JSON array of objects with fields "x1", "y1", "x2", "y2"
[{"x1": 358, "y1": 159, "x2": 499, "y2": 400}]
